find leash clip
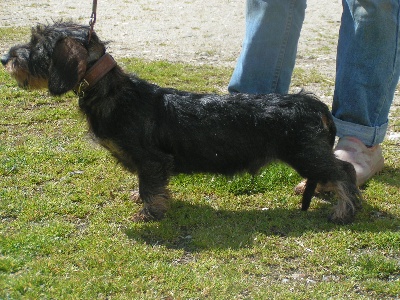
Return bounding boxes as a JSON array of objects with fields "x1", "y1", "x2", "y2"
[
  {"x1": 88, "y1": 0, "x2": 98, "y2": 43},
  {"x1": 74, "y1": 79, "x2": 89, "y2": 98}
]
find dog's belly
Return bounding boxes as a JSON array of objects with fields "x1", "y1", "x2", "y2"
[{"x1": 172, "y1": 148, "x2": 274, "y2": 176}]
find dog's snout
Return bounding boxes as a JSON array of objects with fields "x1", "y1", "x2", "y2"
[{"x1": 1, "y1": 54, "x2": 9, "y2": 66}]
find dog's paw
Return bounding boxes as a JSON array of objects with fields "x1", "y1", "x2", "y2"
[
  {"x1": 328, "y1": 206, "x2": 356, "y2": 225},
  {"x1": 328, "y1": 213, "x2": 355, "y2": 225},
  {"x1": 294, "y1": 180, "x2": 307, "y2": 195},
  {"x1": 131, "y1": 190, "x2": 141, "y2": 203},
  {"x1": 132, "y1": 205, "x2": 167, "y2": 223},
  {"x1": 132, "y1": 209, "x2": 157, "y2": 222}
]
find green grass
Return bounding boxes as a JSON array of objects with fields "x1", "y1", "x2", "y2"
[
  {"x1": 0, "y1": 27, "x2": 31, "y2": 46},
  {"x1": 1, "y1": 52, "x2": 399, "y2": 298},
  {"x1": 291, "y1": 67, "x2": 334, "y2": 96}
]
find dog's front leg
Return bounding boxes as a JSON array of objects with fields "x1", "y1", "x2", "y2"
[{"x1": 132, "y1": 162, "x2": 171, "y2": 222}]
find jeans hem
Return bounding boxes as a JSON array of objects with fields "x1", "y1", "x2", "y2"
[{"x1": 333, "y1": 116, "x2": 388, "y2": 146}]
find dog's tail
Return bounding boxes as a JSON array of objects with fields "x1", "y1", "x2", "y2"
[{"x1": 323, "y1": 111, "x2": 336, "y2": 148}]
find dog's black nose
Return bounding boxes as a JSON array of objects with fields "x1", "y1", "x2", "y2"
[{"x1": 1, "y1": 54, "x2": 9, "y2": 66}]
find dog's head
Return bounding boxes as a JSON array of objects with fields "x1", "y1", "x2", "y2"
[{"x1": 1, "y1": 21, "x2": 106, "y2": 95}]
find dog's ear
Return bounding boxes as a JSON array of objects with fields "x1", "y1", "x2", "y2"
[{"x1": 48, "y1": 37, "x2": 88, "y2": 95}]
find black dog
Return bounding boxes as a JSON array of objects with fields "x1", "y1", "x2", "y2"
[{"x1": 1, "y1": 22, "x2": 362, "y2": 224}]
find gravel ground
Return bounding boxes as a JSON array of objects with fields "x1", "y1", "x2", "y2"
[
  {"x1": 1, "y1": 0, "x2": 399, "y2": 123},
  {"x1": 1, "y1": 0, "x2": 341, "y2": 67}
]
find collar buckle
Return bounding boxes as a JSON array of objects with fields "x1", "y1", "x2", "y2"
[
  {"x1": 74, "y1": 79, "x2": 90, "y2": 98},
  {"x1": 73, "y1": 53, "x2": 117, "y2": 98}
]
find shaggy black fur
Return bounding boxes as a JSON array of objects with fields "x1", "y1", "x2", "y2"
[{"x1": 2, "y1": 21, "x2": 363, "y2": 224}]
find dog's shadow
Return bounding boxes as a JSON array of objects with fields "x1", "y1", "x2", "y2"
[
  {"x1": 373, "y1": 164, "x2": 400, "y2": 188},
  {"x1": 125, "y1": 198, "x2": 398, "y2": 252}
]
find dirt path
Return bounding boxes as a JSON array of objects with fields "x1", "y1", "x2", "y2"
[{"x1": 1, "y1": 0, "x2": 341, "y2": 66}]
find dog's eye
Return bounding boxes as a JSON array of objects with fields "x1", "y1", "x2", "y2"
[{"x1": 31, "y1": 35, "x2": 39, "y2": 45}]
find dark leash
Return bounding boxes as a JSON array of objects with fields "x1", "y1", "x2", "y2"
[
  {"x1": 88, "y1": 0, "x2": 98, "y2": 43},
  {"x1": 74, "y1": 0, "x2": 117, "y2": 98}
]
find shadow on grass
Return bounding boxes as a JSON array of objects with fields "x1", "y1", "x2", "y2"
[
  {"x1": 125, "y1": 198, "x2": 399, "y2": 252},
  {"x1": 371, "y1": 165, "x2": 400, "y2": 188}
]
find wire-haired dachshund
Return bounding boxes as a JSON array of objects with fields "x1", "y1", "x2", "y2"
[{"x1": 1, "y1": 21, "x2": 362, "y2": 224}]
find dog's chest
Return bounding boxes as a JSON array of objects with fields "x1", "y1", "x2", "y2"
[
  {"x1": 99, "y1": 139, "x2": 123, "y2": 156},
  {"x1": 97, "y1": 138, "x2": 137, "y2": 171}
]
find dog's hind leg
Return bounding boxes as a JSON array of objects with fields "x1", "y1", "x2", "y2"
[
  {"x1": 310, "y1": 157, "x2": 362, "y2": 224},
  {"x1": 327, "y1": 159, "x2": 363, "y2": 224},
  {"x1": 301, "y1": 179, "x2": 317, "y2": 211},
  {"x1": 288, "y1": 143, "x2": 362, "y2": 223}
]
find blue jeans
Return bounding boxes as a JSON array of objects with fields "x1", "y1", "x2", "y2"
[{"x1": 229, "y1": 0, "x2": 400, "y2": 146}]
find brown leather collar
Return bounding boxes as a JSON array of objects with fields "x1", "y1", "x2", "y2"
[{"x1": 74, "y1": 53, "x2": 117, "y2": 97}]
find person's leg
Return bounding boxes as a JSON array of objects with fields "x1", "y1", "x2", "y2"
[
  {"x1": 333, "y1": 0, "x2": 400, "y2": 146},
  {"x1": 228, "y1": 0, "x2": 307, "y2": 94},
  {"x1": 332, "y1": 0, "x2": 400, "y2": 185}
]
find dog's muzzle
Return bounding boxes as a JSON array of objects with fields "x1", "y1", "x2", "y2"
[{"x1": 1, "y1": 54, "x2": 10, "y2": 66}]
